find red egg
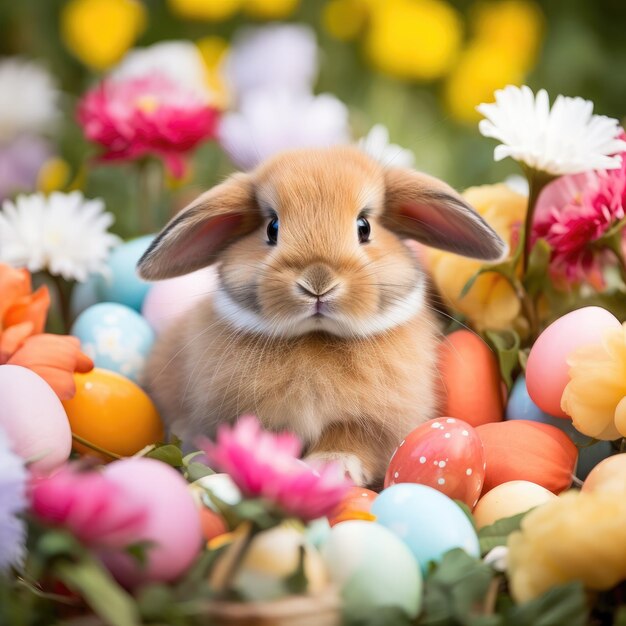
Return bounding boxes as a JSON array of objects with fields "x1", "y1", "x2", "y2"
[
  {"x1": 328, "y1": 487, "x2": 377, "y2": 526},
  {"x1": 385, "y1": 418, "x2": 486, "y2": 507}
]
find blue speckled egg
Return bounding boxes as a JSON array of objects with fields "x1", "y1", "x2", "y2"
[
  {"x1": 322, "y1": 520, "x2": 422, "y2": 619},
  {"x1": 96, "y1": 235, "x2": 154, "y2": 311},
  {"x1": 71, "y1": 302, "x2": 155, "y2": 383},
  {"x1": 506, "y1": 375, "x2": 614, "y2": 479},
  {"x1": 371, "y1": 483, "x2": 479, "y2": 573}
]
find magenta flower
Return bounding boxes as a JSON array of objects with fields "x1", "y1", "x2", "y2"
[
  {"x1": 200, "y1": 416, "x2": 352, "y2": 521},
  {"x1": 533, "y1": 153, "x2": 626, "y2": 285},
  {"x1": 30, "y1": 464, "x2": 147, "y2": 549},
  {"x1": 77, "y1": 75, "x2": 219, "y2": 178}
]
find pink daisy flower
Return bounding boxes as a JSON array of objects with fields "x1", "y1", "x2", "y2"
[
  {"x1": 533, "y1": 152, "x2": 626, "y2": 285},
  {"x1": 77, "y1": 74, "x2": 219, "y2": 178},
  {"x1": 200, "y1": 416, "x2": 352, "y2": 521},
  {"x1": 30, "y1": 464, "x2": 148, "y2": 549}
]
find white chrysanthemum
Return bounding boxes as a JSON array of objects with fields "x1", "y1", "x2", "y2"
[
  {"x1": 0, "y1": 425, "x2": 27, "y2": 572},
  {"x1": 226, "y1": 24, "x2": 318, "y2": 99},
  {"x1": 477, "y1": 85, "x2": 626, "y2": 176},
  {"x1": 357, "y1": 124, "x2": 415, "y2": 169},
  {"x1": 219, "y1": 88, "x2": 350, "y2": 170},
  {"x1": 0, "y1": 58, "x2": 59, "y2": 142},
  {"x1": 0, "y1": 191, "x2": 121, "y2": 282},
  {"x1": 111, "y1": 41, "x2": 214, "y2": 103}
]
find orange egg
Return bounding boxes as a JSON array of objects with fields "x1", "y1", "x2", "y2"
[
  {"x1": 328, "y1": 487, "x2": 377, "y2": 526},
  {"x1": 62, "y1": 368, "x2": 164, "y2": 461},
  {"x1": 438, "y1": 330, "x2": 504, "y2": 427},
  {"x1": 199, "y1": 507, "x2": 228, "y2": 542}
]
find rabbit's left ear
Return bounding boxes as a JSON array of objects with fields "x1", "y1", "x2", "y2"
[{"x1": 382, "y1": 168, "x2": 508, "y2": 261}]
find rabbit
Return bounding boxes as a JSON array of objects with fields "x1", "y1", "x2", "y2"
[{"x1": 137, "y1": 146, "x2": 506, "y2": 486}]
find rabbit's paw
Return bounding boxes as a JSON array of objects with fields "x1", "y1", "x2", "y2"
[{"x1": 305, "y1": 452, "x2": 370, "y2": 486}]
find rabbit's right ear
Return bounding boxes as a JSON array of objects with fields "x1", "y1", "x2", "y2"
[{"x1": 137, "y1": 173, "x2": 260, "y2": 280}]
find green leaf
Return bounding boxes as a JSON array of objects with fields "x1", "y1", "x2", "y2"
[
  {"x1": 186, "y1": 461, "x2": 215, "y2": 482},
  {"x1": 347, "y1": 606, "x2": 413, "y2": 626},
  {"x1": 615, "y1": 605, "x2": 626, "y2": 626},
  {"x1": 460, "y1": 261, "x2": 515, "y2": 300},
  {"x1": 136, "y1": 584, "x2": 176, "y2": 621},
  {"x1": 146, "y1": 443, "x2": 184, "y2": 467},
  {"x1": 36, "y1": 530, "x2": 82, "y2": 560},
  {"x1": 125, "y1": 540, "x2": 154, "y2": 567},
  {"x1": 454, "y1": 500, "x2": 476, "y2": 529},
  {"x1": 421, "y1": 549, "x2": 496, "y2": 625},
  {"x1": 284, "y1": 545, "x2": 308, "y2": 595},
  {"x1": 485, "y1": 329, "x2": 521, "y2": 391},
  {"x1": 523, "y1": 239, "x2": 551, "y2": 298},
  {"x1": 506, "y1": 582, "x2": 587, "y2": 626},
  {"x1": 55, "y1": 557, "x2": 141, "y2": 626},
  {"x1": 478, "y1": 512, "x2": 526, "y2": 556}
]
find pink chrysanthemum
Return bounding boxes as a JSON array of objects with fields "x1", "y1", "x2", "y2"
[
  {"x1": 30, "y1": 465, "x2": 147, "y2": 548},
  {"x1": 533, "y1": 153, "x2": 626, "y2": 284},
  {"x1": 78, "y1": 75, "x2": 219, "y2": 178},
  {"x1": 200, "y1": 416, "x2": 352, "y2": 521}
]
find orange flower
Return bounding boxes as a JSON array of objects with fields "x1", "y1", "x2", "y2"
[{"x1": 0, "y1": 264, "x2": 93, "y2": 399}]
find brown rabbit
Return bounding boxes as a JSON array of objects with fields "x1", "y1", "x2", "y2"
[{"x1": 137, "y1": 146, "x2": 506, "y2": 486}]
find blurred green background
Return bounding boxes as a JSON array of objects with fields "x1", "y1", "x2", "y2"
[{"x1": 0, "y1": 0, "x2": 624, "y2": 237}]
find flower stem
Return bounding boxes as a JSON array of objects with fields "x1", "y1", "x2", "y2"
[
  {"x1": 72, "y1": 433, "x2": 122, "y2": 460},
  {"x1": 49, "y1": 273, "x2": 73, "y2": 334},
  {"x1": 136, "y1": 159, "x2": 163, "y2": 235},
  {"x1": 522, "y1": 168, "x2": 554, "y2": 273}
]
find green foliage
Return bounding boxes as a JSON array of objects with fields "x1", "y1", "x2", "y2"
[
  {"x1": 478, "y1": 513, "x2": 527, "y2": 556},
  {"x1": 484, "y1": 330, "x2": 521, "y2": 391}
]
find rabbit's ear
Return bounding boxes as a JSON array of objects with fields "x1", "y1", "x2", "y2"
[
  {"x1": 382, "y1": 168, "x2": 508, "y2": 261},
  {"x1": 138, "y1": 174, "x2": 260, "y2": 280}
]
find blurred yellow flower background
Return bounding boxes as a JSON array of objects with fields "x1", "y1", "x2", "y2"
[
  {"x1": 426, "y1": 184, "x2": 526, "y2": 330},
  {"x1": 508, "y1": 490, "x2": 626, "y2": 602},
  {"x1": 561, "y1": 323, "x2": 626, "y2": 441},
  {"x1": 167, "y1": 0, "x2": 300, "y2": 21}
]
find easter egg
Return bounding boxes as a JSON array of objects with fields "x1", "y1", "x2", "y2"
[
  {"x1": 141, "y1": 266, "x2": 218, "y2": 334},
  {"x1": 96, "y1": 235, "x2": 154, "y2": 311},
  {"x1": 526, "y1": 307, "x2": 620, "y2": 417},
  {"x1": 476, "y1": 420, "x2": 577, "y2": 494},
  {"x1": 62, "y1": 368, "x2": 164, "y2": 460},
  {"x1": 103, "y1": 457, "x2": 202, "y2": 585},
  {"x1": 226, "y1": 525, "x2": 328, "y2": 602},
  {"x1": 71, "y1": 303, "x2": 155, "y2": 384},
  {"x1": 438, "y1": 330, "x2": 504, "y2": 427},
  {"x1": 472, "y1": 481, "x2": 556, "y2": 530},
  {"x1": 506, "y1": 375, "x2": 614, "y2": 480},
  {"x1": 70, "y1": 273, "x2": 101, "y2": 319},
  {"x1": 328, "y1": 487, "x2": 377, "y2": 526},
  {"x1": 199, "y1": 508, "x2": 228, "y2": 542},
  {"x1": 306, "y1": 517, "x2": 332, "y2": 548},
  {"x1": 322, "y1": 520, "x2": 422, "y2": 619},
  {"x1": 371, "y1": 483, "x2": 479, "y2": 572},
  {"x1": 582, "y1": 454, "x2": 626, "y2": 494},
  {"x1": 0, "y1": 365, "x2": 71, "y2": 474},
  {"x1": 385, "y1": 418, "x2": 485, "y2": 507}
]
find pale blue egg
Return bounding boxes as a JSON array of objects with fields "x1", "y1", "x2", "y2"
[
  {"x1": 322, "y1": 520, "x2": 422, "y2": 619},
  {"x1": 96, "y1": 235, "x2": 155, "y2": 311},
  {"x1": 70, "y1": 273, "x2": 101, "y2": 319},
  {"x1": 71, "y1": 302, "x2": 155, "y2": 384},
  {"x1": 306, "y1": 517, "x2": 331, "y2": 549},
  {"x1": 371, "y1": 483, "x2": 479, "y2": 573},
  {"x1": 506, "y1": 376, "x2": 614, "y2": 480}
]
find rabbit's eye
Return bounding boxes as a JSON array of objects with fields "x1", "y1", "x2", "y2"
[
  {"x1": 267, "y1": 217, "x2": 279, "y2": 245},
  {"x1": 357, "y1": 216, "x2": 370, "y2": 243}
]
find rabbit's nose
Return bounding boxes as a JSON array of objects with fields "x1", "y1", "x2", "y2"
[{"x1": 297, "y1": 264, "x2": 339, "y2": 298}]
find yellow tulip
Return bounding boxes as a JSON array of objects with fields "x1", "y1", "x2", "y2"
[
  {"x1": 196, "y1": 36, "x2": 230, "y2": 108},
  {"x1": 322, "y1": 0, "x2": 369, "y2": 41},
  {"x1": 426, "y1": 184, "x2": 527, "y2": 331},
  {"x1": 508, "y1": 490, "x2": 626, "y2": 602},
  {"x1": 37, "y1": 157, "x2": 71, "y2": 194},
  {"x1": 168, "y1": 0, "x2": 241, "y2": 21},
  {"x1": 61, "y1": 0, "x2": 146, "y2": 70},
  {"x1": 365, "y1": 0, "x2": 462, "y2": 81},
  {"x1": 561, "y1": 323, "x2": 626, "y2": 440},
  {"x1": 242, "y1": 0, "x2": 300, "y2": 19}
]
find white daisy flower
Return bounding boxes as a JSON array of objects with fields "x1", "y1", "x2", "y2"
[
  {"x1": 477, "y1": 85, "x2": 626, "y2": 176},
  {"x1": 0, "y1": 191, "x2": 121, "y2": 282},
  {"x1": 111, "y1": 41, "x2": 214, "y2": 103},
  {"x1": 226, "y1": 24, "x2": 318, "y2": 100},
  {"x1": 219, "y1": 88, "x2": 350, "y2": 170},
  {"x1": 357, "y1": 124, "x2": 415, "y2": 169},
  {"x1": 0, "y1": 58, "x2": 59, "y2": 142}
]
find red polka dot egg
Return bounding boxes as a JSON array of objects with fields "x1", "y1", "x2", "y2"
[{"x1": 384, "y1": 418, "x2": 486, "y2": 508}]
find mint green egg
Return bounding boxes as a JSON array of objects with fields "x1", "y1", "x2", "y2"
[{"x1": 322, "y1": 520, "x2": 422, "y2": 619}]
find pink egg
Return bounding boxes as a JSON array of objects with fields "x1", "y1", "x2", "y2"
[
  {"x1": 141, "y1": 267, "x2": 218, "y2": 334},
  {"x1": 102, "y1": 458, "x2": 202, "y2": 586},
  {"x1": 0, "y1": 365, "x2": 71, "y2": 474},
  {"x1": 526, "y1": 307, "x2": 620, "y2": 417}
]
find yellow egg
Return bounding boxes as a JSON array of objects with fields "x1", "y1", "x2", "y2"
[
  {"x1": 582, "y1": 454, "x2": 626, "y2": 494},
  {"x1": 473, "y1": 480, "x2": 556, "y2": 529},
  {"x1": 62, "y1": 368, "x2": 164, "y2": 461}
]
